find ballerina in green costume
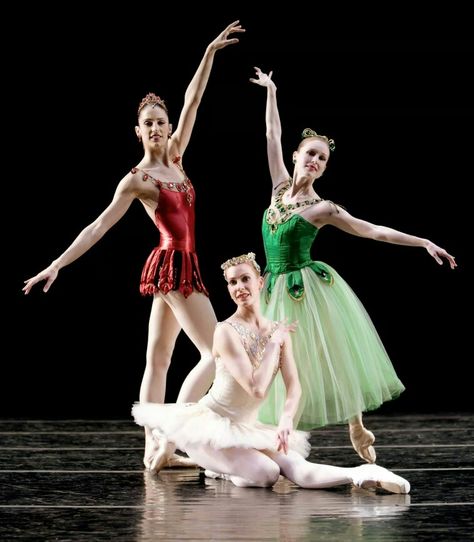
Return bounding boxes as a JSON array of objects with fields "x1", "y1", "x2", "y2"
[{"x1": 250, "y1": 67, "x2": 457, "y2": 463}]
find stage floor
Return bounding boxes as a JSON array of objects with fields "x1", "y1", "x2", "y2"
[{"x1": 1, "y1": 413, "x2": 473, "y2": 541}]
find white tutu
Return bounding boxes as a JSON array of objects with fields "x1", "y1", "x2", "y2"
[{"x1": 132, "y1": 401, "x2": 311, "y2": 458}]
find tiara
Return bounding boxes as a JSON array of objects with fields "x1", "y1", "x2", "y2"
[
  {"x1": 221, "y1": 252, "x2": 261, "y2": 276},
  {"x1": 137, "y1": 93, "x2": 168, "y2": 116},
  {"x1": 302, "y1": 127, "x2": 335, "y2": 151}
]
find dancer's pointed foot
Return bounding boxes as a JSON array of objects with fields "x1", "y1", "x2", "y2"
[
  {"x1": 143, "y1": 430, "x2": 173, "y2": 474},
  {"x1": 352, "y1": 464, "x2": 410, "y2": 494},
  {"x1": 349, "y1": 424, "x2": 376, "y2": 463},
  {"x1": 165, "y1": 453, "x2": 199, "y2": 468},
  {"x1": 143, "y1": 434, "x2": 162, "y2": 471}
]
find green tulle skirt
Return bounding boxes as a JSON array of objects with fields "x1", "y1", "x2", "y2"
[{"x1": 259, "y1": 263, "x2": 405, "y2": 430}]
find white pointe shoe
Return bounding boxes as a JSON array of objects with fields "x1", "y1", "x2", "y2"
[
  {"x1": 349, "y1": 425, "x2": 376, "y2": 463},
  {"x1": 144, "y1": 434, "x2": 165, "y2": 471},
  {"x1": 165, "y1": 453, "x2": 199, "y2": 468},
  {"x1": 352, "y1": 464, "x2": 410, "y2": 494},
  {"x1": 146, "y1": 430, "x2": 173, "y2": 474}
]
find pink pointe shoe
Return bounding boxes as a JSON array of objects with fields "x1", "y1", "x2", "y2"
[
  {"x1": 349, "y1": 425, "x2": 377, "y2": 464},
  {"x1": 352, "y1": 464, "x2": 410, "y2": 494},
  {"x1": 165, "y1": 454, "x2": 199, "y2": 468},
  {"x1": 145, "y1": 430, "x2": 199, "y2": 472},
  {"x1": 144, "y1": 430, "x2": 174, "y2": 474}
]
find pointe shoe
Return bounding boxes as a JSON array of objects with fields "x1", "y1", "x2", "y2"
[
  {"x1": 349, "y1": 425, "x2": 376, "y2": 463},
  {"x1": 145, "y1": 430, "x2": 174, "y2": 474},
  {"x1": 165, "y1": 453, "x2": 199, "y2": 468},
  {"x1": 352, "y1": 464, "x2": 410, "y2": 494},
  {"x1": 143, "y1": 436, "x2": 164, "y2": 471}
]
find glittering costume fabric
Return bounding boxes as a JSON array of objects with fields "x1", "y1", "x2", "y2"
[
  {"x1": 133, "y1": 320, "x2": 310, "y2": 456},
  {"x1": 259, "y1": 181, "x2": 405, "y2": 430},
  {"x1": 135, "y1": 157, "x2": 208, "y2": 298}
]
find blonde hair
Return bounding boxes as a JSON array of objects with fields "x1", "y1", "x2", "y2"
[{"x1": 221, "y1": 252, "x2": 261, "y2": 278}]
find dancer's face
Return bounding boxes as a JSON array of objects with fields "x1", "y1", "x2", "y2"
[
  {"x1": 225, "y1": 263, "x2": 263, "y2": 307},
  {"x1": 135, "y1": 104, "x2": 171, "y2": 149},
  {"x1": 293, "y1": 138, "x2": 330, "y2": 179}
]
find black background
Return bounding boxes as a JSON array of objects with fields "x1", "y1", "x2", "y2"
[{"x1": 6, "y1": 8, "x2": 472, "y2": 418}]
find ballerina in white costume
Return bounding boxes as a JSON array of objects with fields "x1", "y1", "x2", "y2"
[{"x1": 133, "y1": 253, "x2": 410, "y2": 493}]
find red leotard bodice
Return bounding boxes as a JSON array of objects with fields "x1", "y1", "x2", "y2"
[{"x1": 132, "y1": 157, "x2": 208, "y2": 298}]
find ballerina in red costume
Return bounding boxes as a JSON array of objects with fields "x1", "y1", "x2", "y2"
[
  {"x1": 23, "y1": 21, "x2": 245, "y2": 471},
  {"x1": 134, "y1": 154, "x2": 207, "y2": 299}
]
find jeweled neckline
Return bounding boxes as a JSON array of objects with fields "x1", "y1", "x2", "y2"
[
  {"x1": 266, "y1": 180, "x2": 321, "y2": 232},
  {"x1": 132, "y1": 166, "x2": 193, "y2": 205},
  {"x1": 228, "y1": 319, "x2": 274, "y2": 339},
  {"x1": 139, "y1": 168, "x2": 187, "y2": 186},
  {"x1": 226, "y1": 320, "x2": 279, "y2": 370}
]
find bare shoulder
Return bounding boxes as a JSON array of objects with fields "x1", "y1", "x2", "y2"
[
  {"x1": 212, "y1": 321, "x2": 235, "y2": 357},
  {"x1": 118, "y1": 168, "x2": 155, "y2": 198},
  {"x1": 214, "y1": 321, "x2": 233, "y2": 340},
  {"x1": 116, "y1": 169, "x2": 139, "y2": 188},
  {"x1": 317, "y1": 200, "x2": 342, "y2": 215},
  {"x1": 306, "y1": 199, "x2": 344, "y2": 226},
  {"x1": 215, "y1": 320, "x2": 243, "y2": 347}
]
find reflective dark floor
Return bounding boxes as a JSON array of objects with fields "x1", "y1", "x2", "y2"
[{"x1": 1, "y1": 414, "x2": 473, "y2": 541}]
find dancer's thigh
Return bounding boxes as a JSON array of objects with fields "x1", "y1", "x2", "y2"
[
  {"x1": 186, "y1": 444, "x2": 278, "y2": 481},
  {"x1": 161, "y1": 291, "x2": 216, "y2": 352}
]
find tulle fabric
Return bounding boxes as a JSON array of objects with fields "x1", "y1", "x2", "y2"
[
  {"x1": 132, "y1": 400, "x2": 311, "y2": 458},
  {"x1": 259, "y1": 264, "x2": 405, "y2": 430}
]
